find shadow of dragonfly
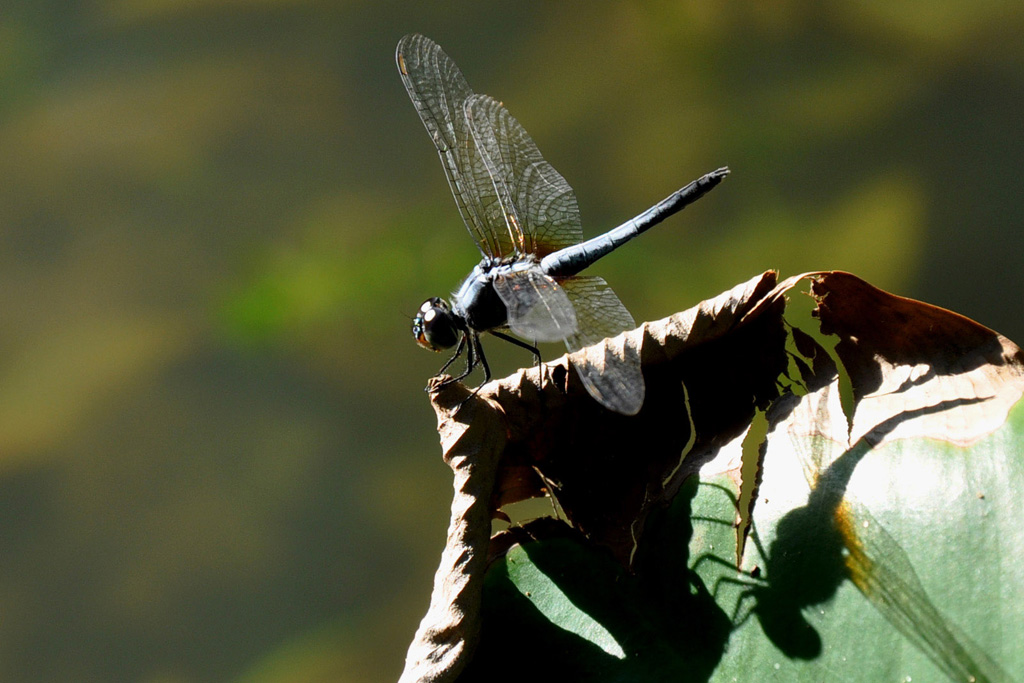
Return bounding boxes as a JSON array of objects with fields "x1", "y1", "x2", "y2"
[{"x1": 700, "y1": 392, "x2": 1014, "y2": 682}]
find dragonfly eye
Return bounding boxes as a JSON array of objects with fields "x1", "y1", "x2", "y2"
[{"x1": 413, "y1": 297, "x2": 459, "y2": 351}]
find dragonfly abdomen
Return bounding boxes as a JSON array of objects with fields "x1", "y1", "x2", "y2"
[
  {"x1": 540, "y1": 168, "x2": 730, "y2": 278},
  {"x1": 540, "y1": 223, "x2": 642, "y2": 277}
]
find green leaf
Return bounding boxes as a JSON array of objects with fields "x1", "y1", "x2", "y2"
[
  {"x1": 503, "y1": 543, "x2": 627, "y2": 660},
  {"x1": 692, "y1": 400, "x2": 1024, "y2": 681}
]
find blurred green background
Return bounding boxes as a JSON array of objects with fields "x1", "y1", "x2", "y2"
[{"x1": 1, "y1": 1, "x2": 1021, "y2": 681}]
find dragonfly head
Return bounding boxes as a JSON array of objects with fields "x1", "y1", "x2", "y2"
[{"x1": 413, "y1": 297, "x2": 460, "y2": 351}]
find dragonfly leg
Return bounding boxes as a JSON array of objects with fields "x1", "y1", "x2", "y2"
[
  {"x1": 473, "y1": 334, "x2": 491, "y2": 384},
  {"x1": 490, "y1": 330, "x2": 542, "y2": 365},
  {"x1": 437, "y1": 333, "x2": 468, "y2": 376},
  {"x1": 431, "y1": 334, "x2": 476, "y2": 393},
  {"x1": 452, "y1": 335, "x2": 490, "y2": 414}
]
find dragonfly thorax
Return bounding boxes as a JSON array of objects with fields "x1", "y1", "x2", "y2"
[
  {"x1": 451, "y1": 261, "x2": 511, "y2": 333},
  {"x1": 413, "y1": 297, "x2": 461, "y2": 351}
]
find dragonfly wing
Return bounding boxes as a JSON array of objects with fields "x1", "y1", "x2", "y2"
[
  {"x1": 560, "y1": 276, "x2": 644, "y2": 415},
  {"x1": 463, "y1": 94, "x2": 529, "y2": 257},
  {"x1": 559, "y1": 276, "x2": 636, "y2": 348},
  {"x1": 396, "y1": 34, "x2": 503, "y2": 259},
  {"x1": 464, "y1": 93, "x2": 583, "y2": 256},
  {"x1": 493, "y1": 267, "x2": 577, "y2": 343}
]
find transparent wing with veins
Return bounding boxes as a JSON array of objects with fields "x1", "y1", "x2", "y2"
[
  {"x1": 396, "y1": 33, "x2": 505, "y2": 260},
  {"x1": 463, "y1": 93, "x2": 582, "y2": 257},
  {"x1": 462, "y1": 91, "x2": 585, "y2": 342},
  {"x1": 560, "y1": 276, "x2": 643, "y2": 415},
  {"x1": 492, "y1": 266, "x2": 577, "y2": 343},
  {"x1": 397, "y1": 34, "x2": 582, "y2": 261}
]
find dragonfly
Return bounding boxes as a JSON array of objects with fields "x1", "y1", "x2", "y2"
[{"x1": 397, "y1": 33, "x2": 728, "y2": 415}]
